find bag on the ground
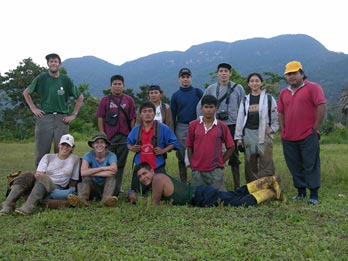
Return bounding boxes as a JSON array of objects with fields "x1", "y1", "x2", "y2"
[{"x1": 6, "y1": 170, "x2": 22, "y2": 197}]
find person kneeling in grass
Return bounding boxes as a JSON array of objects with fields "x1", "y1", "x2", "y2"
[
  {"x1": 0, "y1": 134, "x2": 80, "y2": 216},
  {"x1": 68, "y1": 132, "x2": 118, "y2": 207},
  {"x1": 128, "y1": 161, "x2": 286, "y2": 207}
]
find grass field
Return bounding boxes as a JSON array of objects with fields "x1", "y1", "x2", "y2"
[{"x1": 0, "y1": 141, "x2": 347, "y2": 260}]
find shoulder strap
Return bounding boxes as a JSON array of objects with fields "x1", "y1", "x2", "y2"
[
  {"x1": 109, "y1": 95, "x2": 131, "y2": 130},
  {"x1": 136, "y1": 120, "x2": 160, "y2": 147},
  {"x1": 195, "y1": 88, "x2": 203, "y2": 99},
  {"x1": 267, "y1": 94, "x2": 272, "y2": 126},
  {"x1": 225, "y1": 83, "x2": 238, "y2": 104},
  {"x1": 135, "y1": 124, "x2": 142, "y2": 145}
]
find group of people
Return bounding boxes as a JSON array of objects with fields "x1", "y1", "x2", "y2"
[{"x1": 0, "y1": 53, "x2": 326, "y2": 216}]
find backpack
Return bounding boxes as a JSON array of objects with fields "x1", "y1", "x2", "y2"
[
  {"x1": 135, "y1": 120, "x2": 160, "y2": 147},
  {"x1": 243, "y1": 93, "x2": 272, "y2": 126}
]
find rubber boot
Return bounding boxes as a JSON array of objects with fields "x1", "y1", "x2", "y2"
[
  {"x1": 101, "y1": 176, "x2": 118, "y2": 207},
  {"x1": 0, "y1": 185, "x2": 26, "y2": 215},
  {"x1": 15, "y1": 182, "x2": 47, "y2": 216},
  {"x1": 42, "y1": 199, "x2": 71, "y2": 209},
  {"x1": 231, "y1": 165, "x2": 240, "y2": 190},
  {"x1": 74, "y1": 181, "x2": 91, "y2": 207},
  {"x1": 251, "y1": 189, "x2": 276, "y2": 204},
  {"x1": 246, "y1": 176, "x2": 281, "y2": 199},
  {"x1": 178, "y1": 161, "x2": 188, "y2": 183}
]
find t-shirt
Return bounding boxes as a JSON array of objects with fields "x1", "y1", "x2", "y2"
[
  {"x1": 37, "y1": 153, "x2": 80, "y2": 188},
  {"x1": 161, "y1": 175, "x2": 192, "y2": 205},
  {"x1": 244, "y1": 94, "x2": 260, "y2": 130},
  {"x1": 277, "y1": 80, "x2": 326, "y2": 141},
  {"x1": 96, "y1": 94, "x2": 136, "y2": 139},
  {"x1": 28, "y1": 72, "x2": 80, "y2": 114},
  {"x1": 83, "y1": 150, "x2": 117, "y2": 186}
]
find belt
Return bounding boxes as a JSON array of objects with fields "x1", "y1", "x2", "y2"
[
  {"x1": 178, "y1": 122, "x2": 189, "y2": 124},
  {"x1": 46, "y1": 112, "x2": 65, "y2": 115}
]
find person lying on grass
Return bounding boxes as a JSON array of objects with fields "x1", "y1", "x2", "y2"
[
  {"x1": 127, "y1": 162, "x2": 286, "y2": 207},
  {"x1": 0, "y1": 134, "x2": 80, "y2": 216}
]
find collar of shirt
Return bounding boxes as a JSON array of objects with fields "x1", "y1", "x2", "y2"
[
  {"x1": 287, "y1": 81, "x2": 305, "y2": 95},
  {"x1": 199, "y1": 116, "x2": 218, "y2": 134}
]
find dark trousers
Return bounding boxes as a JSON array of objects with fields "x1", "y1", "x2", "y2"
[
  {"x1": 281, "y1": 129, "x2": 321, "y2": 190},
  {"x1": 191, "y1": 185, "x2": 256, "y2": 207},
  {"x1": 109, "y1": 134, "x2": 129, "y2": 196}
]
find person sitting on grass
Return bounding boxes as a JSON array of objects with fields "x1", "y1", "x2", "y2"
[
  {"x1": 68, "y1": 132, "x2": 118, "y2": 207},
  {"x1": 0, "y1": 134, "x2": 80, "y2": 216},
  {"x1": 127, "y1": 161, "x2": 286, "y2": 207}
]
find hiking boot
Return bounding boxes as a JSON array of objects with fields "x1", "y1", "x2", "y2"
[
  {"x1": 103, "y1": 196, "x2": 118, "y2": 207},
  {"x1": 292, "y1": 194, "x2": 306, "y2": 200},
  {"x1": 308, "y1": 198, "x2": 320, "y2": 205},
  {"x1": 68, "y1": 194, "x2": 89, "y2": 207},
  {"x1": 15, "y1": 183, "x2": 46, "y2": 216},
  {"x1": 0, "y1": 185, "x2": 26, "y2": 215}
]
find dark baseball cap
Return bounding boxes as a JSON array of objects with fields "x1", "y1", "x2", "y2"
[
  {"x1": 45, "y1": 53, "x2": 61, "y2": 63},
  {"x1": 148, "y1": 84, "x2": 163, "y2": 93},
  {"x1": 178, "y1": 68, "x2": 192, "y2": 77}
]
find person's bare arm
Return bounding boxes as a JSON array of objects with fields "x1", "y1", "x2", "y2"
[
  {"x1": 151, "y1": 175, "x2": 166, "y2": 205},
  {"x1": 223, "y1": 147, "x2": 234, "y2": 163},
  {"x1": 313, "y1": 103, "x2": 326, "y2": 131},
  {"x1": 63, "y1": 93, "x2": 84, "y2": 124},
  {"x1": 278, "y1": 112, "x2": 285, "y2": 131},
  {"x1": 153, "y1": 144, "x2": 174, "y2": 155},
  {"x1": 98, "y1": 117, "x2": 105, "y2": 133},
  {"x1": 80, "y1": 160, "x2": 117, "y2": 177},
  {"x1": 23, "y1": 87, "x2": 44, "y2": 118}
]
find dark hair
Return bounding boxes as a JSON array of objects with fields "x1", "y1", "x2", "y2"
[
  {"x1": 247, "y1": 72, "x2": 264, "y2": 83},
  {"x1": 45, "y1": 53, "x2": 61, "y2": 63},
  {"x1": 299, "y1": 69, "x2": 307, "y2": 80},
  {"x1": 201, "y1": 95, "x2": 218, "y2": 107},
  {"x1": 134, "y1": 162, "x2": 152, "y2": 175},
  {"x1": 217, "y1": 63, "x2": 232, "y2": 72},
  {"x1": 139, "y1": 101, "x2": 156, "y2": 113},
  {"x1": 110, "y1": 75, "x2": 124, "y2": 85}
]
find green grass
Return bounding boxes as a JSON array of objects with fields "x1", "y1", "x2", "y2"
[{"x1": 1, "y1": 141, "x2": 348, "y2": 260}]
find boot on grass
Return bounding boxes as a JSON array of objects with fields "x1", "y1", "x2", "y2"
[
  {"x1": 251, "y1": 189, "x2": 276, "y2": 204},
  {"x1": 0, "y1": 185, "x2": 26, "y2": 215},
  {"x1": 101, "y1": 176, "x2": 117, "y2": 207},
  {"x1": 15, "y1": 182, "x2": 47, "y2": 216},
  {"x1": 246, "y1": 176, "x2": 282, "y2": 200}
]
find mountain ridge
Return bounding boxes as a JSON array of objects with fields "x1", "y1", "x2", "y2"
[{"x1": 63, "y1": 34, "x2": 348, "y2": 101}]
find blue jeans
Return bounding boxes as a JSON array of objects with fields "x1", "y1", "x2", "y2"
[{"x1": 47, "y1": 187, "x2": 76, "y2": 200}]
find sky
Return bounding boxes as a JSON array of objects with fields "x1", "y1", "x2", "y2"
[{"x1": 1, "y1": 0, "x2": 347, "y2": 74}]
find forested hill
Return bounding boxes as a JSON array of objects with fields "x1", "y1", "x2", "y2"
[{"x1": 63, "y1": 34, "x2": 348, "y2": 102}]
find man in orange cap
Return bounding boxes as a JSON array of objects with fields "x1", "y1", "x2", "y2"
[{"x1": 277, "y1": 61, "x2": 326, "y2": 205}]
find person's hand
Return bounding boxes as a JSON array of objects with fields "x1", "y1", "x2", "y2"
[
  {"x1": 63, "y1": 115, "x2": 76, "y2": 124},
  {"x1": 127, "y1": 190, "x2": 138, "y2": 204},
  {"x1": 131, "y1": 144, "x2": 141, "y2": 152},
  {"x1": 153, "y1": 147, "x2": 165, "y2": 155},
  {"x1": 237, "y1": 140, "x2": 245, "y2": 153},
  {"x1": 103, "y1": 165, "x2": 118, "y2": 174},
  {"x1": 34, "y1": 172, "x2": 45, "y2": 179},
  {"x1": 32, "y1": 107, "x2": 45, "y2": 118}
]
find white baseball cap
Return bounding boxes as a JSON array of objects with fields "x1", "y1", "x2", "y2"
[{"x1": 59, "y1": 134, "x2": 75, "y2": 147}]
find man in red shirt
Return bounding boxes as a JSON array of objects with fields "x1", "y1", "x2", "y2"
[
  {"x1": 187, "y1": 95, "x2": 235, "y2": 191},
  {"x1": 278, "y1": 61, "x2": 326, "y2": 205}
]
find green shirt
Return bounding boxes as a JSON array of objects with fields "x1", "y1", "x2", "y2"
[
  {"x1": 28, "y1": 72, "x2": 80, "y2": 113},
  {"x1": 161, "y1": 175, "x2": 192, "y2": 205}
]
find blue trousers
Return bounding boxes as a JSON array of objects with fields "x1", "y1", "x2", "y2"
[{"x1": 191, "y1": 185, "x2": 256, "y2": 207}]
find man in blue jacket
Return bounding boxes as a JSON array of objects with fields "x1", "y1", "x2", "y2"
[{"x1": 128, "y1": 101, "x2": 179, "y2": 193}]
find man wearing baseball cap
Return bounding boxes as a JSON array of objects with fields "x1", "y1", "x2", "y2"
[
  {"x1": 171, "y1": 68, "x2": 203, "y2": 183},
  {"x1": 23, "y1": 53, "x2": 84, "y2": 167},
  {"x1": 278, "y1": 61, "x2": 326, "y2": 205}
]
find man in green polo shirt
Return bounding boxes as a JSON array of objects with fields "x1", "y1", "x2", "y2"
[{"x1": 23, "y1": 53, "x2": 84, "y2": 166}]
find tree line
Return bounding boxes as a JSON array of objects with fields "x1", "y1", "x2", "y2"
[{"x1": 1, "y1": 57, "x2": 346, "y2": 141}]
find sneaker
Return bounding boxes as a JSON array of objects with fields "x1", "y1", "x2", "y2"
[
  {"x1": 308, "y1": 198, "x2": 320, "y2": 205},
  {"x1": 292, "y1": 194, "x2": 306, "y2": 200}
]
